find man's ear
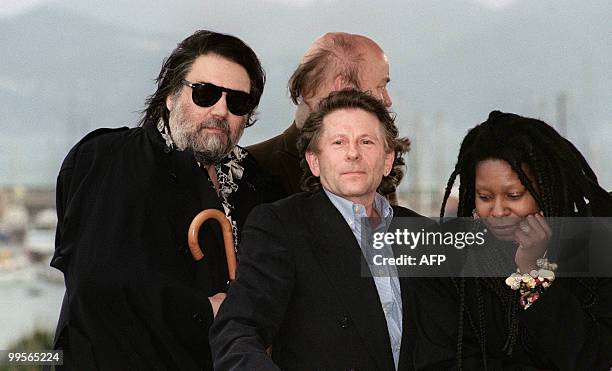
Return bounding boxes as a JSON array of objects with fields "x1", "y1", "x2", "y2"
[
  {"x1": 383, "y1": 150, "x2": 395, "y2": 177},
  {"x1": 166, "y1": 94, "x2": 175, "y2": 112},
  {"x1": 305, "y1": 150, "x2": 320, "y2": 177},
  {"x1": 301, "y1": 97, "x2": 316, "y2": 112},
  {"x1": 333, "y1": 74, "x2": 356, "y2": 91}
]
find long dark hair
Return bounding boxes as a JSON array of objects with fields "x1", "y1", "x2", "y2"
[
  {"x1": 138, "y1": 30, "x2": 265, "y2": 128},
  {"x1": 440, "y1": 111, "x2": 612, "y2": 369},
  {"x1": 441, "y1": 110, "x2": 612, "y2": 219}
]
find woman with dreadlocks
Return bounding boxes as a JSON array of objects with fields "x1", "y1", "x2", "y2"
[{"x1": 412, "y1": 111, "x2": 612, "y2": 370}]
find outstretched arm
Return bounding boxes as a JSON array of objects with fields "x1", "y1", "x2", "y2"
[{"x1": 210, "y1": 204, "x2": 295, "y2": 371}]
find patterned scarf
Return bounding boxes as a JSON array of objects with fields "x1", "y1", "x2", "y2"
[
  {"x1": 158, "y1": 121, "x2": 246, "y2": 251},
  {"x1": 214, "y1": 147, "x2": 246, "y2": 251}
]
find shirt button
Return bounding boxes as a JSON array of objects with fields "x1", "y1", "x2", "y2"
[
  {"x1": 338, "y1": 316, "x2": 353, "y2": 328},
  {"x1": 192, "y1": 312, "x2": 203, "y2": 323},
  {"x1": 382, "y1": 303, "x2": 390, "y2": 315}
]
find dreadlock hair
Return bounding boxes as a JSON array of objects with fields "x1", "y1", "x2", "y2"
[
  {"x1": 296, "y1": 88, "x2": 410, "y2": 195},
  {"x1": 440, "y1": 110, "x2": 612, "y2": 368},
  {"x1": 138, "y1": 30, "x2": 265, "y2": 128},
  {"x1": 441, "y1": 110, "x2": 612, "y2": 219}
]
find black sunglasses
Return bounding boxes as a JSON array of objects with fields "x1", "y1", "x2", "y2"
[{"x1": 181, "y1": 79, "x2": 254, "y2": 116}]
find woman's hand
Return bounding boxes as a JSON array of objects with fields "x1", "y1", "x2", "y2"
[{"x1": 514, "y1": 212, "x2": 552, "y2": 273}]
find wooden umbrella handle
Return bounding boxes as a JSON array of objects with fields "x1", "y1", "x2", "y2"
[{"x1": 188, "y1": 209, "x2": 237, "y2": 281}]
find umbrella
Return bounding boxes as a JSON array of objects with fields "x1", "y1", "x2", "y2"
[{"x1": 187, "y1": 209, "x2": 237, "y2": 281}]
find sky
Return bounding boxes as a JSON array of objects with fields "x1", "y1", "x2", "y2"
[
  {"x1": 0, "y1": 0, "x2": 520, "y2": 16},
  {"x1": 1, "y1": 0, "x2": 610, "y2": 196}
]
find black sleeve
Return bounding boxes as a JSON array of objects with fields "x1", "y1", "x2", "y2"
[
  {"x1": 412, "y1": 277, "x2": 612, "y2": 370},
  {"x1": 52, "y1": 127, "x2": 129, "y2": 273},
  {"x1": 413, "y1": 278, "x2": 516, "y2": 371},
  {"x1": 412, "y1": 278, "x2": 480, "y2": 370},
  {"x1": 412, "y1": 278, "x2": 515, "y2": 371},
  {"x1": 51, "y1": 145, "x2": 78, "y2": 273},
  {"x1": 519, "y1": 278, "x2": 612, "y2": 369},
  {"x1": 210, "y1": 204, "x2": 295, "y2": 371},
  {"x1": 53, "y1": 172, "x2": 69, "y2": 269}
]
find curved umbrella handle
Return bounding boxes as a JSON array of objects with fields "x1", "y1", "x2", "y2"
[{"x1": 188, "y1": 209, "x2": 237, "y2": 281}]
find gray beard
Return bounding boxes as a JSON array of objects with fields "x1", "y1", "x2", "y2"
[
  {"x1": 192, "y1": 133, "x2": 232, "y2": 165},
  {"x1": 168, "y1": 111, "x2": 238, "y2": 165}
]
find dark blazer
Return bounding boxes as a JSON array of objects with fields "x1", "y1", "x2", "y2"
[
  {"x1": 210, "y1": 190, "x2": 423, "y2": 370},
  {"x1": 247, "y1": 122, "x2": 302, "y2": 198},
  {"x1": 51, "y1": 123, "x2": 276, "y2": 370}
]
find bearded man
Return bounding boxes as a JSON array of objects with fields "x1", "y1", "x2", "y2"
[{"x1": 50, "y1": 30, "x2": 277, "y2": 370}]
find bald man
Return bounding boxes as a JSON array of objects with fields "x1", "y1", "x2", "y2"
[{"x1": 248, "y1": 32, "x2": 402, "y2": 202}]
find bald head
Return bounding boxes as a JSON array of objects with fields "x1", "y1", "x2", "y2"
[
  {"x1": 301, "y1": 32, "x2": 383, "y2": 64},
  {"x1": 289, "y1": 32, "x2": 391, "y2": 114}
]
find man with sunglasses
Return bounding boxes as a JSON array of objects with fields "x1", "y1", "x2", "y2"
[
  {"x1": 50, "y1": 30, "x2": 278, "y2": 370},
  {"x1": 248, "y1": 32, "x2": 401, "y2": 204}
]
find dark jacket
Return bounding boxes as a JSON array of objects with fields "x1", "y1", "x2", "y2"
[
  {"x1": 51, "y1": 123, "x2": 276, "y2": 370},
  {"x1": 412, "y1": 219, "x2": 612, "y2": 370},
  {"x1": 413, "y1": 277, "x2": 612, "y2": 370},
  {"x1": 247, "y1": 122, "x2": 302, "y2": 198},
  {"x1": 210, "y1": 190, "x2": 423, "y2": 370}
]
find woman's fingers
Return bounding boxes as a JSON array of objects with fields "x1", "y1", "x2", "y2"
[
  {"x1": 524, "y1": 215, "x2": 546, "y2": 241},
  {"x1": 534, "y1": 213, "x2": 552, "y2": 239}
]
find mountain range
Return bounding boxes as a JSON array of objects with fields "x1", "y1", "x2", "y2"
[{"x1": 1, "y1": 0, "x2": 610, "y2": 189}]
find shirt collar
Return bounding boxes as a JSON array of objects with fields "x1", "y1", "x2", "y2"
[{"x1": 324, "y1": 189, "x2": 393, "y2": 225}]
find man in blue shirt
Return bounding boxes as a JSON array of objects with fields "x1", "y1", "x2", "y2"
[{"x1": 211, "y1": 89, "x2": 422, "y2": 370}]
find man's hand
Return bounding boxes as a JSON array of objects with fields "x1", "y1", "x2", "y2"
[{"x1": 209, "y1": 293, "x2": 227, "y2": 318}]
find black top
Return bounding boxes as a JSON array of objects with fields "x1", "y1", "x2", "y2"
[
  {"x1": 51, "y1": 123, "x2": 279, "y2": 370},
  {"x1": 411, "y1": 218, "x2": 612, "y2": 370},
  {"x1": 210, "y1": 190, "x2": 424, "y2": 370}
]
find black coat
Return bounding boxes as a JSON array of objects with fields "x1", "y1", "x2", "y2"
[
  {"x1": 210, "y1": 190, "x2": 423, "y2": 370},
  {"x1": 246, "y1": 122, "x2": 302, "y2": 198},
  {"x1": 51, "y1": 123, "x2": 277, "y2": 370},
  {"x1": 413, "y1": 277, "x2": 612, "y2": 370},
  {"x1": 411, "y1": 219, "x2": 612, "y2": 370}
]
